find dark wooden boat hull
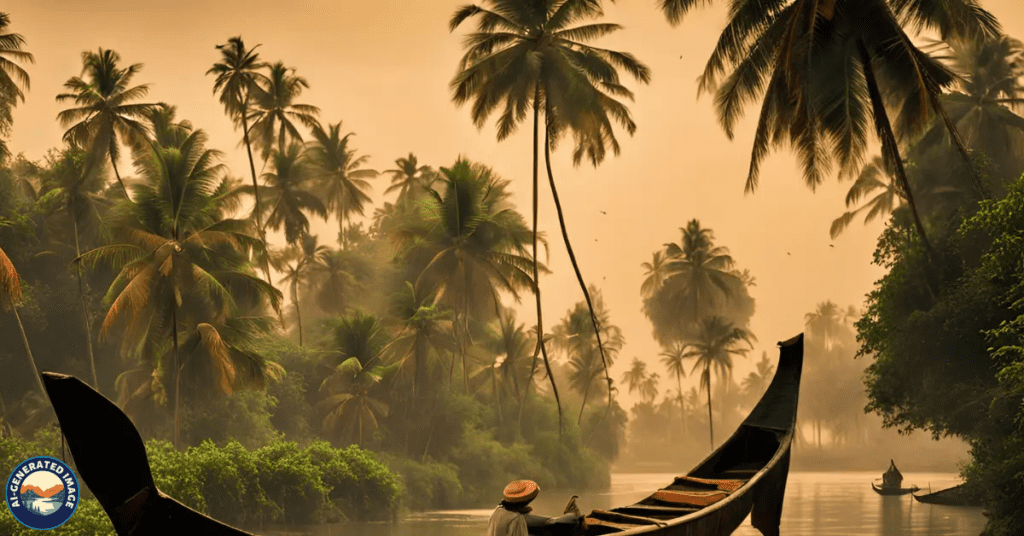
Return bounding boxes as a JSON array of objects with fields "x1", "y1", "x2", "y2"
[
  {"x1": 871, "y1": 483, "x2": 918, "y2": 496},
  {"x1": 913, "y1": 484, "x2": 982, "y2": 506},
  {"x1": 570, "y1": 334, "x2": 804, "y2": 536},
  {"x1": 41, "y1": 372, "x2": 253, "y2": 536}
]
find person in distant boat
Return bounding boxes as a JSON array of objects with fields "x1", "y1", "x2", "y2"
[
  {"x1": 487, "y1": 480, "x2": 539, "y2": 536},
  {"x1": 882, "y1": 459, "x2": 903, "y2": 489}
]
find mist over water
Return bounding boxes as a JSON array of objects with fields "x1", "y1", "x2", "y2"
[{"x1": 264, "y1": 472, "x2": 985, "y2": 536}]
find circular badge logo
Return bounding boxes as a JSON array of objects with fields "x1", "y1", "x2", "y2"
[{"x1": 6, "y1": 456, "x2": 79, "y2": 530}]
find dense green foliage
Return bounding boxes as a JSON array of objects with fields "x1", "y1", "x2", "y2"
[
  {"x1": 861, "y1": 175, "x2": 1024, "y2": 534},
  {"x1": 0, "y1": 432, "x2": 399, "y2": 532}
]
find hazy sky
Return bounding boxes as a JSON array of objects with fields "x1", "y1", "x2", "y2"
[{"x1": 6, "y1": 0, "x2": 1023, "y2": 402}]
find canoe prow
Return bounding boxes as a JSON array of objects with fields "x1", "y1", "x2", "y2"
[
  {"x1": 571, "y1": 333, "x2": 803, "y2": 536},
  {"x1": 41, "y1": 372, "x2": 253, "y2": 536}
]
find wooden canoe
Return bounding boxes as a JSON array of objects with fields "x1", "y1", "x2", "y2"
[
  {"x1": 559, "y1": 333, "x2": 804, "y2": 536},
  {"x1": 871, "y1": 483, "x2": 919, "y2": 496},
  {"x1": 41, "y1": 372, "x2": 253, "y2": 536},
  {"x1": 912, "y1": 484, "x2": 982, "y2": 506}
]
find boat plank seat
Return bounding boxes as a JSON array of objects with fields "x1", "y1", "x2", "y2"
[
  {"x1": 647, "y1": 489, "x2": 729, "y2": 507},
  {"x1": 613, "y1": 504, "x2": 701, "y2": 517},
  {"x1": 584, "y1": 516, "x2": 641, "y2": 533},
  {"x1": 670, "y1": 476, "x2": 745, "y2": 492},
  {"x1": 714, "y1": 469, "x2": 760, "y2": 479},
  {"x1": 589, "y1": 510, "x2": 666, "y2": 526}
]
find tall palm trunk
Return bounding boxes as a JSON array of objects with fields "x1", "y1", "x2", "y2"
[
  {"x1": 340, "y1": 189, "x2": 347, "y2": 250},
  {"x1": 242, "y1": 111, "x2": 274, "y2": 286},
  {"x1": 677, "y1": 375, "x2": 686, "y2": 435},
  {"x1": 925, "y1": 82, "x2": 988, "y2": 200},
  {"x1": 461, "y1": 295, "x2": 471, "y2": 393},
  {"x1": 72, "y1": 215, "x2": 99, "y2": 389},
  {"x1": 543, "y1": 121, "x2": 614, "y2": 439},
  {"x1": 577, "y1": 380, "x2": 592, "y2": 426},
  {"x1": 172, "y1": 304, "x2": 182, "y2": 451},
  {"x1": 414, "y1": 334, "x2": 427, "y2": 400},
  {"x1": 528, "y1": 84, "x2": 563, "y2": 435},
  {"x1": 10, "y1": 303, "x2": 46, "y2": 397},
  {"x1": 859, "y1": 40, "x2": 934, "y2": 257},
  {"x1": 110, "y1": 154, "x2": 131, "y2": 201},
  {"x1": 707, "y1": 376, "x2": 715, "y2": 451},
  {"x1": 292, "y1": 278, "x2": 303, "y2": 346},
  {"x1": 492, "y1": 368, "x2": 504, "y2": 432}
]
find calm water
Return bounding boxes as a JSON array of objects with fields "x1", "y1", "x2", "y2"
[{"x1": 267, "y1": 472, "x2": 986, "y2": 536}]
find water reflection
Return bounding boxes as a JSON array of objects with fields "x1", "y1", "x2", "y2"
[
  {"x1": 264, "y1": 472, "x2": 986, "y2": 536},
  {"x1": 880, "y1": 495, "x2": 906, "y2": 536}
]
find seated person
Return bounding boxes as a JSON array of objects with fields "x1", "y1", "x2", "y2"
[
  {"x1": 487, "y1": 480, "x2": 585, "y2": 536},
  {"x1": 882, "y1": 459, "x2": 903, "y2": 489}
]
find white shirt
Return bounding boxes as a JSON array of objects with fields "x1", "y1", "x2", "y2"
[{"x1": 486, "y1": 505, "x2": 530, "y2": 536}]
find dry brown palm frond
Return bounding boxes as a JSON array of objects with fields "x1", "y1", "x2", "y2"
[
  {"x1": 195, "y1": 323, "x2": 237, "y2": 395},
  {"x1": 0, "y1": 245, "x2": 22, "y2": 309}
]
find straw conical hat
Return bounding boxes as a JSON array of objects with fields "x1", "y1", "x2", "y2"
[{"x1": 503, "y1": 480, "x2": 539, "y2": 504}]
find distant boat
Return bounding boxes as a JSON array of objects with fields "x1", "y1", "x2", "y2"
[
  {"x1": 913, "y1": 484, "x2": 983, "y2": 507},
  {"x1": 528, "y1": 333, "x2": 804, "y2": 536},
  {"x1": 871, "y1": 482, "x2": 919, "y2": 496},
  {"x1": 42, "y1": 372, "x2": 252, "y2": 536}
]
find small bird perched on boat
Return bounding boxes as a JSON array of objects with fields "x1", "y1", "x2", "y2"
[{"x1": 564, "y1": 495, "x2": 581, "y2": 516}]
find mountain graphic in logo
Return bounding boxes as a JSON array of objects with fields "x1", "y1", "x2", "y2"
[{"x1": 20, "y1": 483, "x2": 65, "y2": 498}]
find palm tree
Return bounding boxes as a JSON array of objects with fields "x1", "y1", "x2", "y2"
[
  {"x1": 486, "y1": 307, "x2": 536, "y2": 404},
  {"x1": 641, "y1": 251, "x2": 670, "y2": 297},
  {"x1": 643, "y1": 220, "x2": 745, "y2": 345},
  {"x1": 176, "y1": 321, "x2": 283, "y2": 402},
  {"x1": 805, "y1": 301, "x2": 844, "y2": 351},
  {"x1": 553, "y1": 287, "x2": 624, "y2": 424},
  {"x1": 830, "y1": 156, "x2": 906, "y2": 238},
  {"x1": 271, "y1": 233, "x2": 327, "y2": 346},
  {"x1": 661, "y1": 0, "x2": 999, "y2": 255},
  {"x1": 681, "y1": 316, "x2": 755, "y2": 450},
  {"x1": 56, "y1": 48, "x2": 158, "y2": 199},
  {"x1": 621, "y1": 358, "x2": 650, "y2": 397},
  {"x1": 914, "y1": 35, "x2": 1024, "y2": 183},
  {"x1": 319, "y1": 312, "x2": 393, "y2": 446},
  {"x1": 450, "y1": 0, "x2": 651, "y2": 433},
  {"x1": 638, "y1": 372, "x2": 660, "y2": 404},
  {"x1": 741, "y1": 351, "x2": 775, "y2": 402},
  {"x1": 312, "y1": 248, "x2": 368, "y2": 315},
  {"x1": 318, "y1": 356, "x2": 392, "y2": 447},
  {"x1": 43, "y1": 146, "x2": 107, "y2": 388},
  {"x1": 307, "y1": 122, "x2": 378, "y2": 249},
  {"x1": 660, "y1": 341, "x2": 688, "y2": 428},
  {"x1": 384, "y1": 153, "x2": 438, "y2": 202},
  {"x1": 400, "y1": 159, "x2": 537, "y2": 390},
  {"x1": 79, "y1": 128, "x2": 281, "y2": 449},
  {"x1": 208, "y1": 36, "x2": 273, "y2": 283},
  {"x1": 248, "y1": 142, "x2": 327, "y2": 245},
  {"x1": 0, "y1": 12, "x2": 33, "y2": 162},
  {"x1": 385, "y1": 281, "x2": 456, "y2": 399},
  {"x1": 0, "y1": 245, "x2": 46, "y2": 397},
  {"x1": 247, "y1": 62, "x2": 320, "y2": 160},
  {"x1": 663, "y1": 222, "x2": 739, "y2": 320}
]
